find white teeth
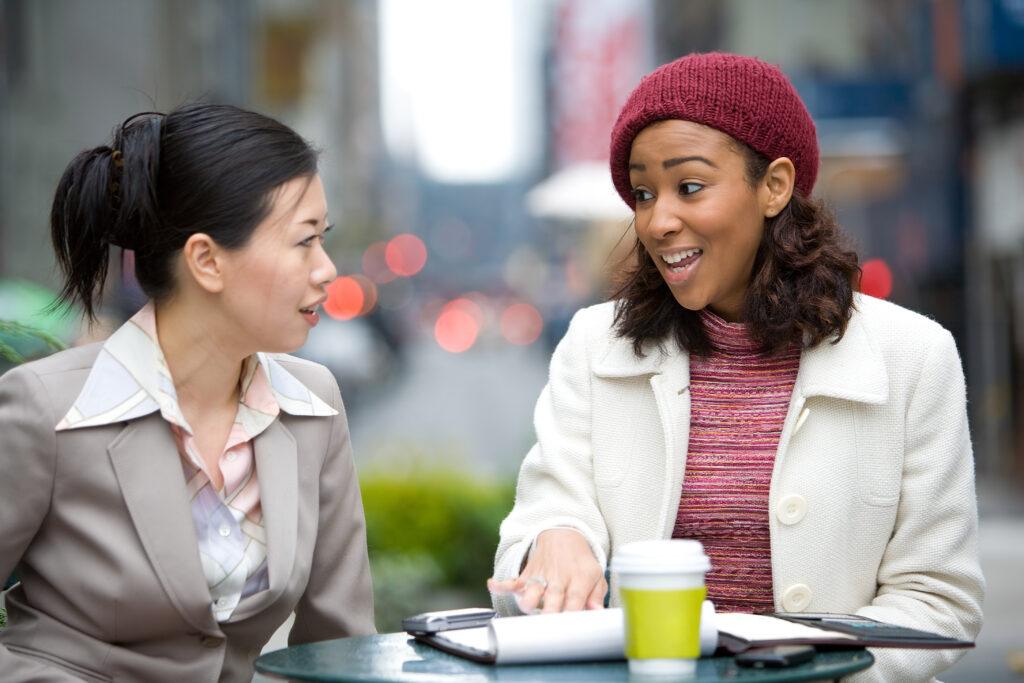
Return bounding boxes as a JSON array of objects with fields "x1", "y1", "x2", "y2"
[{"x1": 661, "y1": 248, "x2": 702, "y2": 264}]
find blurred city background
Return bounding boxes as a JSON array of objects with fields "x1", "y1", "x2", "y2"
[{"x1": 1, "y1": 0, "x2": 1022, "y2": 680}]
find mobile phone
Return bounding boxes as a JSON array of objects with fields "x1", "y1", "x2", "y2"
[
  {"x1": 735, "y1": 645, "x2": 816, "y2": 668},
  {"x1": 402, "y1": 607, "x2": 496, "y2": 634}
]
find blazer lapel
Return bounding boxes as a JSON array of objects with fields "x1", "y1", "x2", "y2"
[
  {"x1": 230, "y1": 418, "x2": 298, "y2": 620},
  {"x1": 108, "y1": 414, "x2": 219, "y2": 635}
]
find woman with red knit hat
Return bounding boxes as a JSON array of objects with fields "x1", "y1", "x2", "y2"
[{"x1": 490, "y1": 52, "x2": 983, "y2": 681}]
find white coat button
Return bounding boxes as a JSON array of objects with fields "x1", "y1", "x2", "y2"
[
  {"x1": 781, "y1": 584, "x2": 812, "y2": 612},
  {"x1": 218, "y1": 525, "x2": 231, "y2": 537},
  {"x1": 777, "y1": 494, "x2": 808, "y2": 525}
]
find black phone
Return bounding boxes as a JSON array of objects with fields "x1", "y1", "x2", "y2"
[
  {"x1": 735, "y1": 645, "x2": 816, "y2": 668},
  {"x1": 402, "y1": 607, "x2": 496, "y2": 634}
]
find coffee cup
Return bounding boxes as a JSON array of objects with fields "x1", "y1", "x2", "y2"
[{"x1": 611, "y1": 539, "x2": 711, "y2": 676}]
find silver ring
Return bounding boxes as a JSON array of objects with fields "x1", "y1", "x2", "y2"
[{"x1": 524, "y1": 575, "x2": 548, "y2": 590}]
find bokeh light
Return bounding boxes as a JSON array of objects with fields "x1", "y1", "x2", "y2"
[
  {"x1": 434, "y1": 298, "x2": 482, "y2": 353},
  {"x1": 450, "y1": 295, "x2": 486, "y2": 325},
  {"x1": 500, "y1": 302, "x2": 544, "y2": 346},
  {"x1": 362, "y1": 241, "x2": 398, "y2": 284},
  {"x1": 860, "y1": 258, "x2": 893, "y2": 299},
  {"x1": 385, "y1": 233, "x2": 428, "y2": 277},
  {"x1": 325, "y1": 275, "x2": 378, "y2": 320},
  {"x1": 351, "y1": 274, "x2": 379, "y2": 316}
]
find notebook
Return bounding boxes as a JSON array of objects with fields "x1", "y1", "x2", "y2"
[{"x1": 714, "y1": 612, "x2": 974, "y2": 653}]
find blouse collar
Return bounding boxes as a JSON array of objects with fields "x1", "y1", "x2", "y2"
[{"x1": 57, "y1": 302, "x2": 336, "y2": 431}]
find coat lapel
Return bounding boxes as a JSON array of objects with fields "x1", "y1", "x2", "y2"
[
  {"x1": 594, "y1": 335, "x2": 692, "y2": 538},
  {"x1": 228, "y1": 418, "x2": 298, "y2": 621},
  {"x1": 107, "y1": 414, "x2": 220, "y2": 636},
  {"x1": 794, "y1": 310, "x2": 888, "y2": 405},
  {"x1": 648, "y1": 349, "x2": 691, "y2": 538}
]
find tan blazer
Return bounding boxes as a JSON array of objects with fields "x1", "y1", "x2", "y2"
[{"x1": 0, "y1": 343, "x2": 375, "y2": 682}]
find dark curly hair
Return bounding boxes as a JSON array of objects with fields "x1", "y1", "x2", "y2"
[{"x1": 610, "y1": 142, "x2": 860, "y2": 358}]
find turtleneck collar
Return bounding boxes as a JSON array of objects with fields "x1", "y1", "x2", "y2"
[{"x1": 698, "y1": 308, "x2": 763, "y2": 354}]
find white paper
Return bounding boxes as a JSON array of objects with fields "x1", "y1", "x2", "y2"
[
  {"x1": 434, "y1": 626, "x2": 494, "y2": 655},
  {"x1": 489, "y1": 608, "x2": 624, "y2": 664},
  {"x1": 479, "y1": 602, "x2": 717, "y2": 665},
  {"x1": 714, "y1": 613, "x2": 856, "y2": 643}
]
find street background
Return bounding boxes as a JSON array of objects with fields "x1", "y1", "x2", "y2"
[{"x1": 1, "y1": 1, "x2": 1022, "y2": 680}]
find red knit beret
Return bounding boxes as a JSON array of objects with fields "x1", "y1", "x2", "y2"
[{"x1": 609, "y1": 52, "x2": 819, "y2": 208}]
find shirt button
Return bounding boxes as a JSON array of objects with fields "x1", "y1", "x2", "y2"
[
  {"x1": 777, "y1": 494, "x2": 808, "y2": 525},
  {"x1": 226, "y1": 451, "x2": 238, "y2": 462},
  {"x1": 218, "y1": 525, "x2": 231, "y2": 537},
  {"x1": 781, "y1": 584, "x2": 813, "y2": 612}
]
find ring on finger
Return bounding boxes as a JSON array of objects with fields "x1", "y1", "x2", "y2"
[{"x1": 524, "y1": 575, "x2": 548, "y2": 590}]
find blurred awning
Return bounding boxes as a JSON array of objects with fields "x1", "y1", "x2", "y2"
[
  {"x1": 526, "y1": 161, "x2": 632, "y2": 222},
  {"x1": 816, "y1": 118, "x2": 908, "y2": 203}
]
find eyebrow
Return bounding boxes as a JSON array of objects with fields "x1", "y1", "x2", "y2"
[
  {"x1": 298, "y1": 215, "x2": 329, "y2": 228},
  {"x1": 629, "y1": 156, "x2": 718, "y2": 172}
]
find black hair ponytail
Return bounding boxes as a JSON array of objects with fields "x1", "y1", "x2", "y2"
[
  {"x1": 49, "y1": 104, "x2": 318, "y2": 321},
  {"x1": 50, "y1": 113, "x2": 163, "y2": 320},
  {"x1": 50, "y1": 144, "x2": 120, "y2": 320}
]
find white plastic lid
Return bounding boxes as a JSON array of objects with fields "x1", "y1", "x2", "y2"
[{"x1": 611, "y1": 539, "x2": 711, "y2": 574}]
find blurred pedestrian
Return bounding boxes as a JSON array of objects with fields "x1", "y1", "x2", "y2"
[
  {"x1": 0, "y1": 103, "x2": 374, "y2": 681},
  {"x1": 490, "y1": 52, "x2": 983, "y2": 683}
]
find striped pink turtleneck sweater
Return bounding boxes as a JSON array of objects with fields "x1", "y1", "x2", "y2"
[{"x1": 672, "y1": 309, "x2": 801, "y2": 613}]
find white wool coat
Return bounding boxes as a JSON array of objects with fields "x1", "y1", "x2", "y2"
[{"x1": 494, "y1": 294, "x2": 983, "y2": 683}]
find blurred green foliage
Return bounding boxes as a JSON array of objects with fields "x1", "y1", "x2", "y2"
[
  {"x1": 0, "y1": 278, "x2": 75, "y2": 371},
  {"x1": 1, "y1": 316, "x2": 63, "y2": 629},
  {"x1": 359, "y1": 466, "x2": 515, "y2": 632}
]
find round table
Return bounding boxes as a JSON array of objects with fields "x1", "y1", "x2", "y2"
[{"x1": 255, "y1": 632, "x2": 875, "y2": 682}]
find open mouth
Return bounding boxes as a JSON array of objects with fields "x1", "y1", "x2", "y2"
[
  {"x1": 300, "y1": 303, "x2": 322, "y2": 326},
  {"x1": 661, "y1": 248, "x2": 703, "y2": 273}
]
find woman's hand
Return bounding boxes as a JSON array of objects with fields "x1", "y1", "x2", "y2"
[{"x1": 487, "y1": 528, "x2": 607, "y2": 614}]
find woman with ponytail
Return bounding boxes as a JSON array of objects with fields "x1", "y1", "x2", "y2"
[
  {"x1": 490, "y1": 53, "x2": 983, "y2": 682},
  {"x1": 0, "y1": 103, "x2": 374, "y2": 682}
]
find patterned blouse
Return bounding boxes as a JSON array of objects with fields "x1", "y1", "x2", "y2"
[
  {"x1": 673, "y1": 309, "x2": 801, "y2": 613},
  {"x1": 56, "y1": 303, "x2": 336, "y2": 621}
]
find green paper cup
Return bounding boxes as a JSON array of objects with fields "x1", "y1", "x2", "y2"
[{"x1": 612, "y1": 540, "x2": 711, "y2": 676}]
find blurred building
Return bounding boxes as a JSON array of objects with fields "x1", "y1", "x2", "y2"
[
  {"x1": 0, "y1": 0, "x2": 382, "y2": 316},
  {"x1": 960, "y1": 0, "x2": 1024, "y2": 481},
  {"x1": 652, "y1": 0, "x2": 1024, "y2": 481}
]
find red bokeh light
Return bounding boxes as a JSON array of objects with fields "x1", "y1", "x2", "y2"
[
  {"x1": 445, "y1": 297, "x2": 484, "y2": 324},
  {"x1": 325, "y1": 276, "x2": 378, "y2": 320},
  {"x1": 351, "y1": 274, "x2": 379, "y2": 316},
  {"x1": 362, "y1": 242, "x2": 397, "y2": 284},
  {"x1": 434, "y1": 298, "x2": 481, "y2": 353},
  {"x1": 385, "y1": 234, "x2": 428, "y2": 277},
  {"x1": 860, "y1": 258, "x2": 893, "y2": 299},
  {"x1": 500, "y1": 303, "x2": 544, "y2": 346}
]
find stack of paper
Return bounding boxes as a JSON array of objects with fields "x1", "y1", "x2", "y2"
[{"x1": 423, "y1": 602, "x2": 718, "y2": 664}]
